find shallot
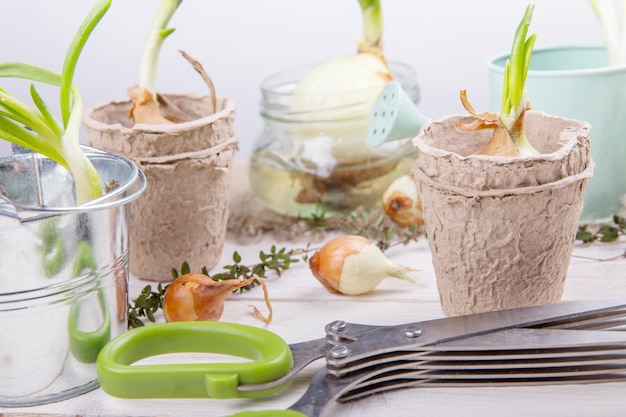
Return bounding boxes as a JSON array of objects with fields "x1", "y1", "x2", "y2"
[
  {"x1": 163, "y1": 273, "x2": 272, "y2": 323},
  {"x1": 309, "y1": 235, "x2": 419, "y2": 295},
  {"x1": 382, "y1": 175, "x2": 424, "y2": 227}
]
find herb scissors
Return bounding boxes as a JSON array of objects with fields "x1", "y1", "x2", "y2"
[{"x1": 96, "y1": 298, "x2": 626, "y2": 417}]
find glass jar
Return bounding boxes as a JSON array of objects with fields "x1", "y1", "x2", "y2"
[{"x1": 249, "y1": 62, "x2": 421, "y2": 218}]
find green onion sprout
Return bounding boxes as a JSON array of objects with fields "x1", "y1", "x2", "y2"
[
  {"x1": 499, "y1": 2, "x2": 539, "y2": 156},
  {"x1": 0, "y1": 0, "x2": 111, "y2": 204},
  {"x1": 128, "y1": 0, "x2": 182, "y2": 124},
  {"x1": 457, "y1": 2, "x2": 539, "y2": 157}
]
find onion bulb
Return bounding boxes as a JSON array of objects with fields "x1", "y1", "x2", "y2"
[
  {"x1": 455, "y1": 4, "x2": 539, "y2": 158},
  {"x1": 382, "y1": 175, "x2": 424, "y2": 227},
  {"x1": 163, "y1": 273, "x2": 273, "y2": 324},
  {"x1": 292, "y1": 0, "x2": 389, "y2": 112},
  {"x1": 309, "y1": 235, "x2": 419, "y2": 295},
  {"x1": 288, "y1": 0, "x2": 392, "y2": 164}
]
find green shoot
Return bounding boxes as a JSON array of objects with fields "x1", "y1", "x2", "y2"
[
  {"x1": 456, "y1": 3, "x2": 541, "y2": 157},
  {"x1": 589, "y1": 0, "x2": 626, "y2": 66},
  {"x1": 358, "y1": 0, "x2": 383, "y2": 52},
  {"x1": 128, "y1": 0, "x2": 182, "y2": 124},
  {"x1": 0, "y1": 0, "x2": 111, "y2": 204},
  {"x1": 138, "y1": 0, "x2": 183, "y2": 95},
  {"x1": 500, "y1": 2, "x2": 539, "y2": 156}
]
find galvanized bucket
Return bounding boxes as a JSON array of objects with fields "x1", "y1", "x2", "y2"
[{"x1": 0, "y1": 146, "x2": 146, "y2": 406}]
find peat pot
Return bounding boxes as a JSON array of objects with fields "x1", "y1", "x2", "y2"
[
  {"x1": 0, "y1": 147, "x2": 145, "y2": 406},
  {"x1": 83, "y1": 94, "x2": 239, "y2": 281},
  {"x1": 488, "y1": 45, "x2": 626, "y2": 223},
  {"x1": 412, "y1": 111, "x2": 594, "y2": 316}
]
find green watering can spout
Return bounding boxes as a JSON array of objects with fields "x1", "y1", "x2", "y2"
[{"x1": 368, "y1": 81, "x2": 430, "y2": 147}]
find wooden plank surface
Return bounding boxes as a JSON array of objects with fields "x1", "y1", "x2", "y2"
[{"x1": 1, "y1": 234, "x2": 625, "y2": 417}]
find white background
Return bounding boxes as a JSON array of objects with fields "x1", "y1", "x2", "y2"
[{"x1": 0, "y1": 0, "x2": 606, "y2": 157}]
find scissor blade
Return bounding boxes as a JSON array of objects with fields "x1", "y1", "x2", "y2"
[
  {"x1": 326, "y1": 299, "x2": 626, "y2": 369},
  {"x1": 327, "y1": 328, "x2": 626, "y2": 376},
  {"x1": 427, "y1": 328, "x2": 626, "y2": 350},
  {"x1": 339, "y1": 372, "x2": 626, "y2": 403},
  {"x1": 285, "y1": 300, "x2": 626, "y2": 417},
  {"x1": 286, "y1": 366, "x2": 352, "y2": 417},
  {"x1": 529, "y1": 306, "x2": 626, "y2": 330}
]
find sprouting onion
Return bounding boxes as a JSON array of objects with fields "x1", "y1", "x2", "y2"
[
  {"x1": 127, "y1": 0, "x2": 183, "y2": 124},
  {"x1": 0, "y1": 0, "x2": 111, "y2": 204},
  {"x1": 589, "y1": 0, "x2": 626, "y2": 66},
  {"x1": 290, "y1": 0, "x2": 391, "y2": 117},
  {"x1": 457, "y1": 2, "x2": 539, "y2": 157},
  {"x1": 499, "y1": 2, "x2": 538, "y2": 156}
]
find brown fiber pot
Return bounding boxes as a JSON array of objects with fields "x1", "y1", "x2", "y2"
[
  {"x1": 83, "y1": 94, "x2": 238, "y2": 281},
  {"x1": 411, "y1": 110, "x2": 594, "y2": 316}
]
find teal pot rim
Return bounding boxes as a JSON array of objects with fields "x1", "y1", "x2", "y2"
[{"x1": 487, "y1": 44, "x2": 626, "y2": 78}]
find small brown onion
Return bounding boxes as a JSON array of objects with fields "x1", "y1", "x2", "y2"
[
  {"x1": 382, "y1": 175, "x2": 424, "y2": 227},
  {"x1": 309, "y1": 235, "x2": 419, "y2": 295},
  {"x1": 163, "y1": 273, "x2": 272, "y2": 323}
]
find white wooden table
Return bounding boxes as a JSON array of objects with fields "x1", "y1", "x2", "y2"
[{"x1": 2, "y1": 235, "x2": 625, "y2": 417}]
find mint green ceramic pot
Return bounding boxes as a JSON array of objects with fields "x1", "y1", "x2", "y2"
[{"x1": 488, "y1": 45, "x2": 626, "y2": 223}]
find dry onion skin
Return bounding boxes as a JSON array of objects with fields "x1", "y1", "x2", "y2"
[
  {"x1": 309, "y1": 235, "x2": 419, "y2": 295},
  {"x1": 127, "y1": 84, "x2": 172, "y2": 124},
  {"x1": 382, "y1": 175, "x2": 424, "y2": 227},
  {"x1": 163, "y1": 273, "x2": 273, "y2": 324},
  {"x1": 128, "y1": 2, "x2": 218, "y2": 125},
  {"x1": 456, "y1": 3, "x2": 539, "y2": 158}
]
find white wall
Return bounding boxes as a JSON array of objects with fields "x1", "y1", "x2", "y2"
[{"x1": 0, "y1": 0, "x2": 605, "y2": 158}]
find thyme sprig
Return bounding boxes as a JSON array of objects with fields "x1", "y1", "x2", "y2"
[
  {"x1": 573, "y1": 214, "x2": 626, "y2": 262},
  {"x1": 211, "y1": 246, "x2": 301, "y2": 291},
  {"x1": 127, "y1": 206, "x2": 423, "y2": 328},
  {"x1": 128, "y1": 208, "x2": 625, "y2": 328},
  {"x1": 127, "y1": 247, "x2": 304, "y2": 328},
  {"x1": 313, "y1": 206, "x2": 422, "y2": 251},
  {"x1": 576, "y1": 215, "x2": 625, "y2": 244},
  {"x1": 127, "y1": 283, "x2": 166, "y2": 328}
]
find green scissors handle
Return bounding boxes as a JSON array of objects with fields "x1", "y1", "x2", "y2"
[{"x1": 96, "y1": 321, "x2": 294, "y2": 399}]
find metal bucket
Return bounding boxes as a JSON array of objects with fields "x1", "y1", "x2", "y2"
[{"x1": 0, "y1": 146, "x2": 146, "y2": 406}]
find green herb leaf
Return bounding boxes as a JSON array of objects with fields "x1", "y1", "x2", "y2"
[{"x1": 576, "y1": 215, "x2": 625, "y2": 244}]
